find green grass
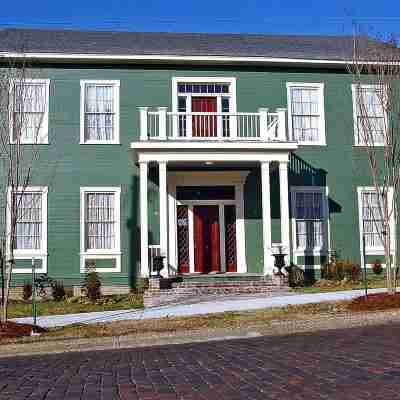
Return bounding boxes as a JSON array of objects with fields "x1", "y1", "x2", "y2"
[
  {"x1": 7, "y1": 293, "x2": 143, "y2": 319},
  {"x1": 292, "y1": 276, "x2": 387, "y2": 294}
]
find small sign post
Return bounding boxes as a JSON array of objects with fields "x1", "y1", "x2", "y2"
[{"x1": 31, "y1": 257, "x2": 38, "y2": 335}]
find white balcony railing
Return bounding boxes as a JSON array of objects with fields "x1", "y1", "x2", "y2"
[{"x1": 139, "y1": 107, "x2": 291, "y2": 142}]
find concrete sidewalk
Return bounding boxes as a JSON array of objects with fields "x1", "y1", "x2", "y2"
[{"x1": 13, "y1": 288, "x2": 385, "y2": 328}]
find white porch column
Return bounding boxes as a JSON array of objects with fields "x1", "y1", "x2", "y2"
[
  {"x1": 261, "y1": 161, "x2": 273, "y2": 275},
  {"x1": 279, "y1": 161, "x2": 290, "y2": 259},
  {"x1": 159, "y1": 161, "x2": 169, "y2": 276},
  {"x1": 139, "y1": 162, "x2": 149, "y2": 277}
]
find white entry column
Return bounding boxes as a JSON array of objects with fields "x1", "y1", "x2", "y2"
[
  {"x1": 159, "y1": 161, "x2": 169, "y2": 276},
  {"x1": 139, "y1": 161, "x2": 149, "y2": 277},
  {"x1": 279, "y1": 161, "x2": 290, "y2": 260},
  {"x1": 261, "y1": 161, "x2": 273, "y2": 275}
]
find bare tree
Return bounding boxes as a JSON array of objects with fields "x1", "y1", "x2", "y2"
[
  {"x1": 348, "y1": 34, "x2": 400, "y2": 294},
  {"x1": 0, "y1": 56, "x2": 49, "y2": 322}
]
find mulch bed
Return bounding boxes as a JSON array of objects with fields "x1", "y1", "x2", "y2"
[
  {"x1": 348, "y1": 293, "x2": 400, "y2": 312},
  {"x1": 0, "y1": 321, "x2": 46, "y2": 341}
]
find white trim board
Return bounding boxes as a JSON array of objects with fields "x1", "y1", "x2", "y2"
[{"x1": 1, "y1": 52, "x2": 354, "y2": 68}]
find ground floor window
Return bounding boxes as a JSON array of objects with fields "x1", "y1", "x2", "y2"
[
  {"x1": 357, "y1": 187, "x2": 394, "y2": 253},
  {"x1": 291, "y1": 187, "x2": 328, "y2": 252},
  {"x1": 7, "y1": 186, "x2": 48, "y2": 273},
  {"x1": 80, "y1": 187, "x2": 121, "y2": 272}
]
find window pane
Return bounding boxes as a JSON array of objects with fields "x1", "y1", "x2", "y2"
[
  {"x1": 84, "y1": 85, "x2": 115, "y2": 141},
  {"x1": 295, "y1": 190, "x2": 324, "y2": 249},
  {"x1": 85, "y1": 193, "x2": 116, "y2": 250},
  {"x1": 291, "y1": 86, "x2": 320, "y2": 143},
  {"x1": 362, "y1": 191, "x2": 383, "y2": 247},
  {"x1": 14, "y1": 192, "x2": 42, "y2": 250},
  {"x1": 13, "y1": 83, "x2": 46, "y2": 142}
]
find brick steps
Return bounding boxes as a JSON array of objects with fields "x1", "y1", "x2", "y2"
[{"x1": 144, "y1": 275, "x2": 289, "y2": 308}]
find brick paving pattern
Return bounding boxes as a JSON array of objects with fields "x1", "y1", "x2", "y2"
[{"x1": 1, "y1": 323, "x2": 400, "y2": 399}]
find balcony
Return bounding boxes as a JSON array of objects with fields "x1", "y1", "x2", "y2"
[{"x1": 139, "y1": 107, "x2": 293, "y2": 142}]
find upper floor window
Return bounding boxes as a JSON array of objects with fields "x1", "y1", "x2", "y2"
[
  {"x1": 352, "y1": 84, "x2": 385, "y2": 146},
  {"x1": 80, "y1": 80, "x2": 120, "y2": 144},
  {"x1": 287, "y1": 82, "x2": 326, "y2": 145},
  {"x1": 11, "y1": 79, "x2": 50, "y2": 144},
  {"x1": 291, "y1": 187, "x2": 328, "y2": 252}
]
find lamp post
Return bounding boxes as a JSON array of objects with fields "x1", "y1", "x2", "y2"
[{"x1": 31, "y1": 257, "x2": 37, "y2": 333}]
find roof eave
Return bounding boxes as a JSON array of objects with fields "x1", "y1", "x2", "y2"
[{"x1": 0, "y1": 51, "x2": 349, "y2": 67}]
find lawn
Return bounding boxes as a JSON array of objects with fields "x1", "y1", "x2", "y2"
[
  {"x1": 292, "y1": 275, "x2": 387, "y2": 294},
  {"x1": 2, "y1": 300, "x2": 346, "y2": 345},
  {"x1": 7, "y1": 293, "x2": 143, "y2": 319}
]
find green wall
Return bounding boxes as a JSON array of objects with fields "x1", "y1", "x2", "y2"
[{"x1": 2, "y1": 63, "x2": 379, "y2": 285}]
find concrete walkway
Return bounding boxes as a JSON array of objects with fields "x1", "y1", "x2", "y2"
[{"x1": 13, "y1": 288, "x2": 385, "y2": 328}]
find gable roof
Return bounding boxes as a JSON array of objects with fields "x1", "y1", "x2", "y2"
[{"x1": 0, "y1": 28, "x2": 356, "y2": 59}]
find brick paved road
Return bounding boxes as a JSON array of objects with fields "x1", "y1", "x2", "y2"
[{"x1": 2, "y1": 324, "x2": 400, "y2": 399}]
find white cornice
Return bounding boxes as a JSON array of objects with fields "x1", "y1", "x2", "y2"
[{"x1": 0, "y1": 52, "x2": 350, "y2": 67}]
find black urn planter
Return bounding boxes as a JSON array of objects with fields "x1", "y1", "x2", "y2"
[
  {"x1": 272, "y1": 246, "x2": 287, "y2": 276},
  {"x1": 152, "y1": 256, "x2": 165, "y2": 277}
]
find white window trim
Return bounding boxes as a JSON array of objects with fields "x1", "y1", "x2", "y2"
[
  {"x1": 80, "y1": 186, "x2": 121, "y2": 272},
  {"x1": 357, "y1": 186, "x2": 395, "y2": 256},
  {"x1": 286, "y1": 82, "x2": 326, "y2": 146},
  {"x1": 290, "y1": 186, "x2": 330, "y2": 256},
  {"x1": 80, "y1": 80, "x2": 120, "y2": 145},
  {"x1": 9, "y1": 79, "x2": 50, "y2": 145},
  {"x1": 171, "y1": 76, "x2": 237, "y2": 114},
  {"x1": 7, "y1": 186, "x2": 48, "y2": 274},
  {"x1": 351, "y1": 84, "x2": 386, "y2": 147}
]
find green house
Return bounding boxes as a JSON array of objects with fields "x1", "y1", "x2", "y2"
[{"x1": 0, "y1": 29, "x2": 392, "y2": 291}]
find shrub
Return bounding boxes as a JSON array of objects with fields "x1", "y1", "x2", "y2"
[
  {"x1": 286, "y1": 264, "x2": 305, "y2": 287},
  {"x1": 372, "y1": 259, "x2": 383, "y2": 275},
  {"x1": 321, "y1": 260, "x2": 361, "y2": 282},
  {"x1": 82, "y1": 268, "x2": 102, "y2": 301},
  {"x1": 51, "y1": 281, "x2": 66, "y2": 301},
  {"x1": 22, "y1": 282, "x2": 32, "y2": 301}
]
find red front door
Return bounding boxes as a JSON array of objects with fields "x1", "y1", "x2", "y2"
[
  {"x1": 192, "y1": 97, "x2": 217, "y2": 137},
  {"x1": 194, "y1": 205, "x2": 220, "y2": 273}
]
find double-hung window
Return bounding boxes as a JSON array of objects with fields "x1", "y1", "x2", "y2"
[
  {"x1": 291, "y1": 187, "x2": 327, "y2": 252},
  {"x1": 7, "y1": 187, "x2": 48, "y2": 273},
  {"x1": 80, "y1": 187, "x2": 121, "y2": 272},
  {"x1": 80, "y1": 80, "x2": 120, "y2": 144},
  {"x1": 11, "y1": 79, "x2": 50, "y2": 144},
  {"x1": 357, "y1": 187, "x2": 394, "y2": 254},
  {"x1": 352, "y1": 84, "x2": 386, "y2": 146},
  {"x1": 287, "y1": 83, "x2": 326, "y2": 145}
]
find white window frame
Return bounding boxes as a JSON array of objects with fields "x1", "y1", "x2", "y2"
[
  {"x1": 352, "y1": 84, "x2": 387, "y2": 147},
  {"x1": 357, "y1": 186, "x2": 395, "y2": 255},
  {"x1": 80, "y1": 187, "x2": 121, "y2": 272},
  {"x1": 6, "y1": 186, "x2": 48, "y2": 273},
  {"x1": 286, "y1": 82, "x2": 326, "y2": 146},
  {"x1": 80, "y1": 80, "x2": 120, "y2": 145},
  {"x1": 9, "y1": 79, "x2": 50, "y2": 145},
  {"x1": 290, "y1": 186, "x2": 330, "y2": 255}
]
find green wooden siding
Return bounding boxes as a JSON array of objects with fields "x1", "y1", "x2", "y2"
[{"x1": 0, "y1": 64, "x2": 384, "y2": 285}]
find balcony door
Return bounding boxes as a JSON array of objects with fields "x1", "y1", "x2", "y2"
[{"x1": 192, "y1": 97, "x2": 217, "y2": 137}]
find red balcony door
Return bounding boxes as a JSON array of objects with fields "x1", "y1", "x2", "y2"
[
  {"x1": 193, "y1": 205, "x2": 220, "y2": 273},
  {"x1": 192, "y1": 97, "x2": 217, "y2": 137}
]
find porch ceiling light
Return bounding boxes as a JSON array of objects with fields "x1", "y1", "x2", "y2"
[{"x1": 205, "y1": 161, "x2": 214, "y2": 165}]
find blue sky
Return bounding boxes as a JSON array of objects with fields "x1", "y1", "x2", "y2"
[{"x1": 1, "y1": 0, "x2": 399, "y2": 36}]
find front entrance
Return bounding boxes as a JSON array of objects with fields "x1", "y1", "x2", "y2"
[{"x1": 193, "y1": 205, "x2": 220, "y2": 273}]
